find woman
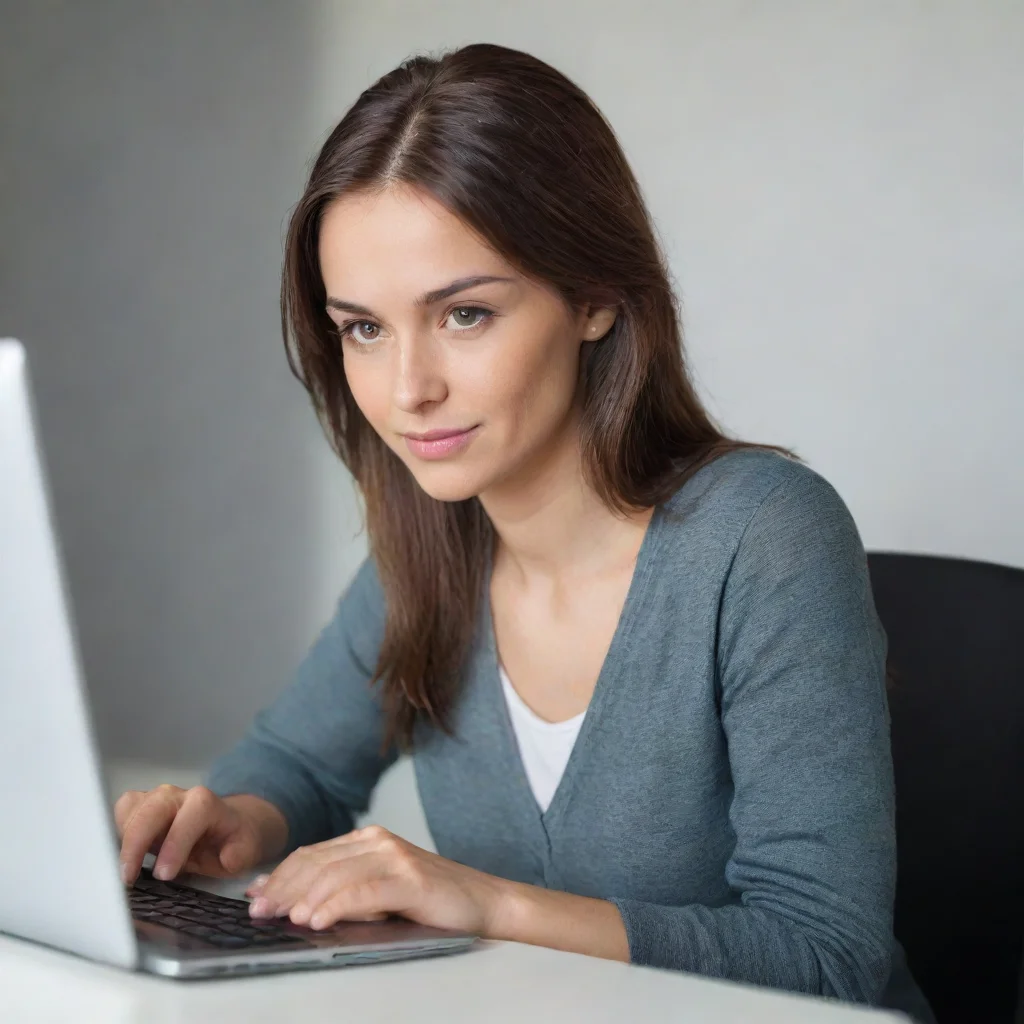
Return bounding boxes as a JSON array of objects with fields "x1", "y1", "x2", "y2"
[{"x1": 115, "y1": 44, "x2": 932, "y2": 1019}]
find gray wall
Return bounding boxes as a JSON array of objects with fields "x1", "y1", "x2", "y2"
[
  {"x1": 323, "y1": 0, "x2": 1023, "y2": 566},
  {"x1": 2, "y1": 1, "x2": 1022, "y2": 775},
  {"x1": 1, "y1": 1, "x2": 365, "y2": 764}
]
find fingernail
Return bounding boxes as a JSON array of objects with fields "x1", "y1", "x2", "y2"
[
  {"x1": 310, "y1": 911, "x2": 327, "y2": 930},
  {"x1": 248, "y1": 874, "x2": 270, "y2": 892},
  {"x1": 291, "y1": 902, "x2": 309, "y2": 923},
  {"x1": 250, "y1": 898, "x2": 269, "y2": 917},
  {"x1": 153, "y1": 864, "x2": 171, "y2": 881},
  {"x1": 120, "y1": 862, "x2": 131, "y2": 885}
]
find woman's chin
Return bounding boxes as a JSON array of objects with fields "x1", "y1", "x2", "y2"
[{"x1": 409, "y1": 465, "x2": 487, "y2": 504}]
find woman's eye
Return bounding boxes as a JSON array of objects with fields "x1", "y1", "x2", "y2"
[
  {"x1": 348, "y1": 321, "x2": 380, "y2": 344},
  {"x1": 446, "y1": 307, "x2": 490, "y2": 331}
]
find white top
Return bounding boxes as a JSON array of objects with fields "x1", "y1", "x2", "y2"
[{"x1": 499, "y1": 665, "x2": 586, "y2": 812}]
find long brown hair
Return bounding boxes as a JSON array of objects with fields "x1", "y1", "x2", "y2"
[{"x1": 282, "y1": 43, "x2": 787, "y2": 749}]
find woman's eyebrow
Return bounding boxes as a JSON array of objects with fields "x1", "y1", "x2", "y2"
[
  {"x1": 325, "y1": 275, "x2": 513, "y2": 317},
  {"x1": 416, "y1": 275, "x2": 513, "y2": 307}
]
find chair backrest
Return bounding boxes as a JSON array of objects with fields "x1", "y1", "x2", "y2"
[{"x1": 867, "y1": 552, "x2": 1024, "y2": 1024}]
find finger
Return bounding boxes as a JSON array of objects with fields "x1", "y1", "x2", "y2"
[
  {"x1": 292, "y1": 837, "x2": 404, "y2": 918},
  {"x1": 251, "y1": 831, "x2": 394, "y2": 916},
  {"x1": 213, "y1": 836, "x2": 253, "y2": 876},
  {"x1": 250, "y1": 849, "x2": 322, "y2": 918},
  {"x1": 151, "y1": 786, "x2": 220, "y2": 881},
  {"x1": 305, "y1": 871, "x2": 402, "y2": 930},
  {"x1": 120, "y1": 792, "x2": 178, "y2": 881},
  {"x1": 119, "y1": 786, "x2": 182, "y2": 884},
  {"x1": 244, "y1": 873, "x2": 271, "y2": 897},
  {"x1": 311, "y1": 909, "x2": 389, "y2": 925},
  {"x1": 291, "y1": 850, "x2": 405, "y2": 927},
  {"x1": 113, "y1": 791, "x2": 146, "y2": 836}
]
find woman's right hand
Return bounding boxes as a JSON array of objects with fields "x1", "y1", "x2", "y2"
[{"x1": 114, "y1": 784, "x2": 289, "y2": 886}]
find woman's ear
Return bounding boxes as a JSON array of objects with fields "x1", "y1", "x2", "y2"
[{"x1": 581, "y1": 305, "x2": 617, "y2": 341}]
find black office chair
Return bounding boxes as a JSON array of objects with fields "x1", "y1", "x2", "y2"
[{"x1": 867, "y1": 552, "x2": 1024, "y2": 1024}]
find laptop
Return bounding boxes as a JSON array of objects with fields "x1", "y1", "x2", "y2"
[{"x1": 0, "y1": 338, "x2": 476, "y2": 977}]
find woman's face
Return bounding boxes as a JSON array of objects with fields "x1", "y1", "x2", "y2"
[{"x1": 318, "y1": 185, "x2": 614, "y2": 503}]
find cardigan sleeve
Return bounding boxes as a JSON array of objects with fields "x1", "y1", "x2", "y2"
[
  {"x1": 611, "y1": 465, "x2": 896, "y2": 1005},
  {"x1": 205, "y1": 557, "x2": 397, "y2": 851}
]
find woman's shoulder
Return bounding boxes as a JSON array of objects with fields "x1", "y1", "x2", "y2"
[
  {"x1": 659, "y1": 447, "x2": 861, "y2": 560},
  {"x1": 668, "y1": 446, "x2": 846, "y2": 514}
]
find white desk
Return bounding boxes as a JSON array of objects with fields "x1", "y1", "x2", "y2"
[{"x1": 0, "y1": 931, "x2": 908, "y2": 1024}]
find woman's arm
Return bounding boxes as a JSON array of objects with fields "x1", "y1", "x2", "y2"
[
  {"x1": 607, "y1": 466, "x2": 896, "y2": 1003},
  {"x1": 487, "y1": 877, "x2": 630, "y2": 960},
  {"x1": 205, "y1": 557, "x2": 398, "y2": 852},
  {"x1": 495, "y1": 466, "x2": 896, "y2": 998}
]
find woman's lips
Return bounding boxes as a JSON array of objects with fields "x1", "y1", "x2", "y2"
[{"x1": 403, "y1": 426, "x2": 480, "y2": 461}]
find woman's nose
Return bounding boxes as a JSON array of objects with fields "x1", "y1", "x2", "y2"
[{"x1": 391, "y1": 336, "x2": 447, "y2": 413}]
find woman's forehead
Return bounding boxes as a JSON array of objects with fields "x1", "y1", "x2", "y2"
[{"x1": 318, "y1": 186, "x2": 524, "y2": 311}]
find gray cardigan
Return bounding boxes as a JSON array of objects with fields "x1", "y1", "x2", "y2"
[{"x1": 207, "y1": 450, "x2": 932, "y2": 1020}]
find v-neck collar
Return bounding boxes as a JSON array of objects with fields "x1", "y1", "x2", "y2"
[{"x1": 481, "y1": 501, "x2": 667, "y2": 833}]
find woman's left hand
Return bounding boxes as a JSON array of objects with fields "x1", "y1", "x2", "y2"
[{"x1": 245, "y1": 825, "x2": 507, "y2": 934}]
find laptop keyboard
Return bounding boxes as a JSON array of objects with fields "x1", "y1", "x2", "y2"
[{"x1": 130, "y1": 869, "x2": 309, "y2": 950}]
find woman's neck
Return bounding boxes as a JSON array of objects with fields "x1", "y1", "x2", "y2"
[{"x1": 479, "y1": 429, "x2": 652, "y2": 584}]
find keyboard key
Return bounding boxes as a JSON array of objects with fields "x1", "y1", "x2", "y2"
[
  {"x1": 221, "y1": 906, "x2": 255, "y2": 921},
  {"x1": 199, "y1": 894, "x2": 242, "y2": 907},
  {"x1": 206, "y1": 904, "x2": 242, "y2": 918},
  {"x1": 170, "y1": 907, "x2": 207, "y2": 922},
  {"x1": 150, "y1": 913, "x2": 193, "y2": 929},
  {"x1": 186, "y1": 913, "x2": 227, "y2": 927},
  {"x1": 203, "y1": 913, "x2": 235, "y2": 926}
]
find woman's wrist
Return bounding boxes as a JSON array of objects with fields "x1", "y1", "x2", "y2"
[
  {"x1": 473, "y1": 869, "x2": 523, "y2": 940},
  {"x1": 477, "y1": 872, "x2": 630, "y2": 962}
]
